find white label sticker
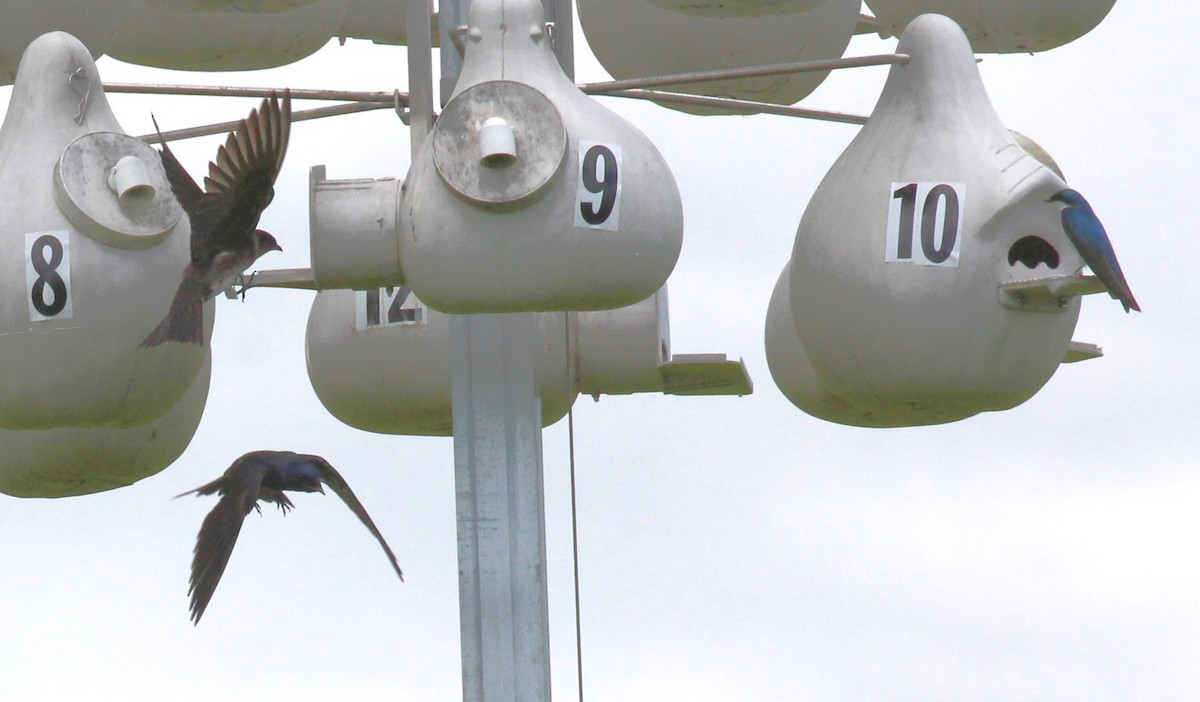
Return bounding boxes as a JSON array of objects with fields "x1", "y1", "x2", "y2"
[
  {"x1": 355, "y1": 286, "x2": 425, "y2": 330},
  {"x1": 575, "y1": 140, "x2": 622, "y2": 231},
  {"x1": 885, "y1": 182, "x2": 966, "y2": 267},
  {"x1": 25, "y1": 231, "x2": 73, "y2": 321}
]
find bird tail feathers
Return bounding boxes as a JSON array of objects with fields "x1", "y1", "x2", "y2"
[{"x1": 140, "y1": 276, "x2": 207, "y2": 347}]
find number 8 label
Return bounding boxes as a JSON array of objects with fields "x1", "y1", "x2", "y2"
[
  {"x1": 25, "y1": 231, "x2": 72, "y2": 321},
  {"x1": 575, "y1": 141, "x2": 622, "y2": 231},
  {"x1": 885, "y1": 182, "x2": 965, "y2": 267}
]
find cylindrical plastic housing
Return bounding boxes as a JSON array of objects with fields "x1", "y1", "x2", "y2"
[{"x1": 308, "y1": 165, "x2": 404, "y2": 290}]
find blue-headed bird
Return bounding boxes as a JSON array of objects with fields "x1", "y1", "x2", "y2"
[
  {"x1": 1048, "y1": 188, "x2": 1140, "y2": 312},
  {"x1": 176, "y1": 450, "x2": 404, "y2": 624}
]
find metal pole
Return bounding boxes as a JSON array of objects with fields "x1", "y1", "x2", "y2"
[
  {"x1": 439, "y1": 0, "x2": 467, "y2": 105},
  {"x1": 450, "y1": 313, "x2": 552, "y2": 702},
  {"x1": 441, "y1": 2, "x2": 555, "y2": 700},
  {"x1": 548, "y1": 0, "x2": 574, "y2": 80},
  {"x1": 406, "y1": 0, "x2": 435, "y2": 154}
]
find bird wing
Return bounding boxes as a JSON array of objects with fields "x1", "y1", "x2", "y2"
[
  {"x1": 191, "y1": 90, "x2": 292, "y2": 265},
  {"x1": 1060, "y1": 207, "x2": 1102, "y2": 268},
  {"x1": 152, "y1": 114, "x2": 206, "y2": 217},
  {"x1": 1061, "y1": 207, "x2": 1141, "y2": 312},
  {"x1": 186, "y1": 453, "x2": 274, "y2": 624},
  {"x1": 307, "y1": 454, "x2": 405, "y2": 582}
]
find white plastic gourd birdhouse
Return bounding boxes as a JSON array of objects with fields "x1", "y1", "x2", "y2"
[
  {"x1": 308, "y1": 166, "x2": 404, "y2": 290},
  {"x1": 398, "y1": 0, "x2": 683, "y2": 313},
  {"x1": 576, "y1": 0, "x2": 860, "y2": 115},
  {"x1": 776, "y1": 14, "x2": 1085, "y2": 427},
  {"x1": 643, "y1": 0, "x2": 824, "y2": 16},
  {"x1": 109, "y1": 0, "x2": 358, "y2": 72},
  {"x1": 0, "y1": 32, "x2": 209, "y2": 496},
  {"x1": 0, "y1": 357, "x2": 212, "y2": 498},
  {"x1": 0, "y1": 2, "x2": 125, "y2": 84},
  {"x1": 765, "y1": 262, "x2": 850, "y2": 424},
  {"x1": 306, "y1": 284, "x2": 750, "y2": 435},
  {"x1": 864, "y1": 0, "x2": 1117, "y2": 52},
  {"x1": 305, "y1": 287, "x2": 575, "y2": 436},
  {"x1": 0, "y1": 1, "x2": 418, "y2": 85}
]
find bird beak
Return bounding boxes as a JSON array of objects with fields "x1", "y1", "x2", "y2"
[{"x1": 270, "y1": 242, "x2": 284, "y2": 253}]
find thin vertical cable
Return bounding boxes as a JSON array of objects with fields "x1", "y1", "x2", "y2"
[{"x1": 565, "y1": 312, "x2": 585, "y2": 701}]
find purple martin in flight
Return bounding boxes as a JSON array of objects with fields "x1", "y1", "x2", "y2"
[
  {"x1": 177, "y1": 450, "x2": 404, "y2": 624},
  {"x1": 142, "y1": 91, "x2": 291, "y2": 347},
  {"x1": 1048, "y1": 188, "x2": 1140, "y2": 312}
]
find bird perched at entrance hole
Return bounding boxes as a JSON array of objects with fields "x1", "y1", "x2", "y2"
[
  {"x1": 1047, "y1": 188, "x2": 1140, "y2": 313},
  {"x1": 141, "y1": 91, "x2": 291, "y2": 346},
  {"x1": 177, "y1": 450, "x2": 404, "y2": 625}
]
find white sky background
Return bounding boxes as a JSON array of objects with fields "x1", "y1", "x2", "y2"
[{"x1": 1, "y1": 1, "x2": 1198, "y2": 700}]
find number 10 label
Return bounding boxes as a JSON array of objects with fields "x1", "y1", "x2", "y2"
[{"x1": 885, "y1": 182, "x2": 965, "y2": 267}]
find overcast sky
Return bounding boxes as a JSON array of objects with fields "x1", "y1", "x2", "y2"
[{"x1": 1, "y1": 1, "x2": 1197, "y2": 700}]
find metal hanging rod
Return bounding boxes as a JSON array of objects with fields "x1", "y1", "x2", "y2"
[
  {"x1": 606, "y1": 89, "x2": 868, "y2": 126},
  {"x1": 105, "y1": 51, "x2": 904, "y2": 108},
  {"x1": 136, "y1": 101, "x2": 397, "y2": 143},
  {"x1": 111, "y1": 51, "x2": 902, "y2": 142},
  {"x1": 578, "y1": 53, "x2": 909, "y2": 93},
  {"x1": 104, "y1": 83, "x2": 401, "y2": 104}
]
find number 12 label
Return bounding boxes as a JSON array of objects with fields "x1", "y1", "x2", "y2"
[
  {"x1": 885, "y1": 182, "x2": 965, "y2": 268},
  {"x1": 355, "y1": 286, "x2": 425, "y2": 330},
  {"x1": 575, "y1": 141, "x2": 622, "y2": 231},
  {"x1": 26, "y1": 231, "x2": 73, "y2": 321}
]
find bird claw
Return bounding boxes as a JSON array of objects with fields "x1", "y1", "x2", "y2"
[
  {"x1": 222, "y1": 272, "x2": 260, "y2": 302},
  {"x1": 236, "y1": 271, "x2": 263, "y2": 302}
]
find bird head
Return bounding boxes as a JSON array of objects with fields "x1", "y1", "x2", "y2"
[
  {"x1": 253, "y1": 230, "x2": 283, "y2": 257},
  {"x1": 281, "y1": 459, "x2": 327, "y2": 494},
  {"x1": 294, "y1": 474, "x2": 325, "y2": 495},
  {"x1": 1046, "y1": 188, "x2": 1083, "y2": 206}
]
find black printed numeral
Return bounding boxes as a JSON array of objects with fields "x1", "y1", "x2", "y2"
[
  {"x1": 886, "y1": 182, "x2": 964, "y2": 267},
  {"x1": 579, "y1": 144, "x2": 619, "y2": 225},
  {"x1": 27, "y1": 232, "x2": 71, "y2": 320},
  {"x1": 360, "y1": 286, "x2": 423, "y2": 329}
]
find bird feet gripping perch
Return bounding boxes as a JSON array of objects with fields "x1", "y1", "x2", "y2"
[{"x1": 223, "y1": 271, "x2": 263, "y2": 301}]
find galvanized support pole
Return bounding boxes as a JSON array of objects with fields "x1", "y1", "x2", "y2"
[
  {"x1": 548, "y1": 0, "x2": 574, "y2": 80},
  {"x1": 439, "y1": 0, "x2": 467, "y2": 105},
  {"x1": 450, "y1": 313, "x2": 552, "y2": 702},
  {"x1": 438, "y1": 2, "x2": 559, "y2": 700},
  {"x1": 441, "y1": 0, "x2": 570, "y2": 100},
  {"x1": 405, "y1": 0, "x2": 434, "y2": 153}
]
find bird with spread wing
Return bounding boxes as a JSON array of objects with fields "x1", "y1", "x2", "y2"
[
  {"x1": 177, "y1": 450, "x2": 404, "y2": 624},
  {"x1": 142, "y1": 91, "x2": 291, "y2": 347}
]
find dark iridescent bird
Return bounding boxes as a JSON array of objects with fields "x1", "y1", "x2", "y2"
[
  {"x1": 141, "y1": 91, "x2": 291, "y2": 346},
  {"x1": 1048, "y1": 188, "x2": 1140, "y2": 313},
  {"x1": 177, "y1": 450, "x2": 404, "y2": 625}
]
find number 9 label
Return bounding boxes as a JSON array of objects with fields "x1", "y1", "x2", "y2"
[
  {"x1": 575, "y1": 141, "x2": 622, "y2": 231},
  {"x1": 885, "y1": 182, "x2": 965, "y2": 268},
  {"x1": 25, "y1": 231, "x2": 72, "y2": 321}
]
